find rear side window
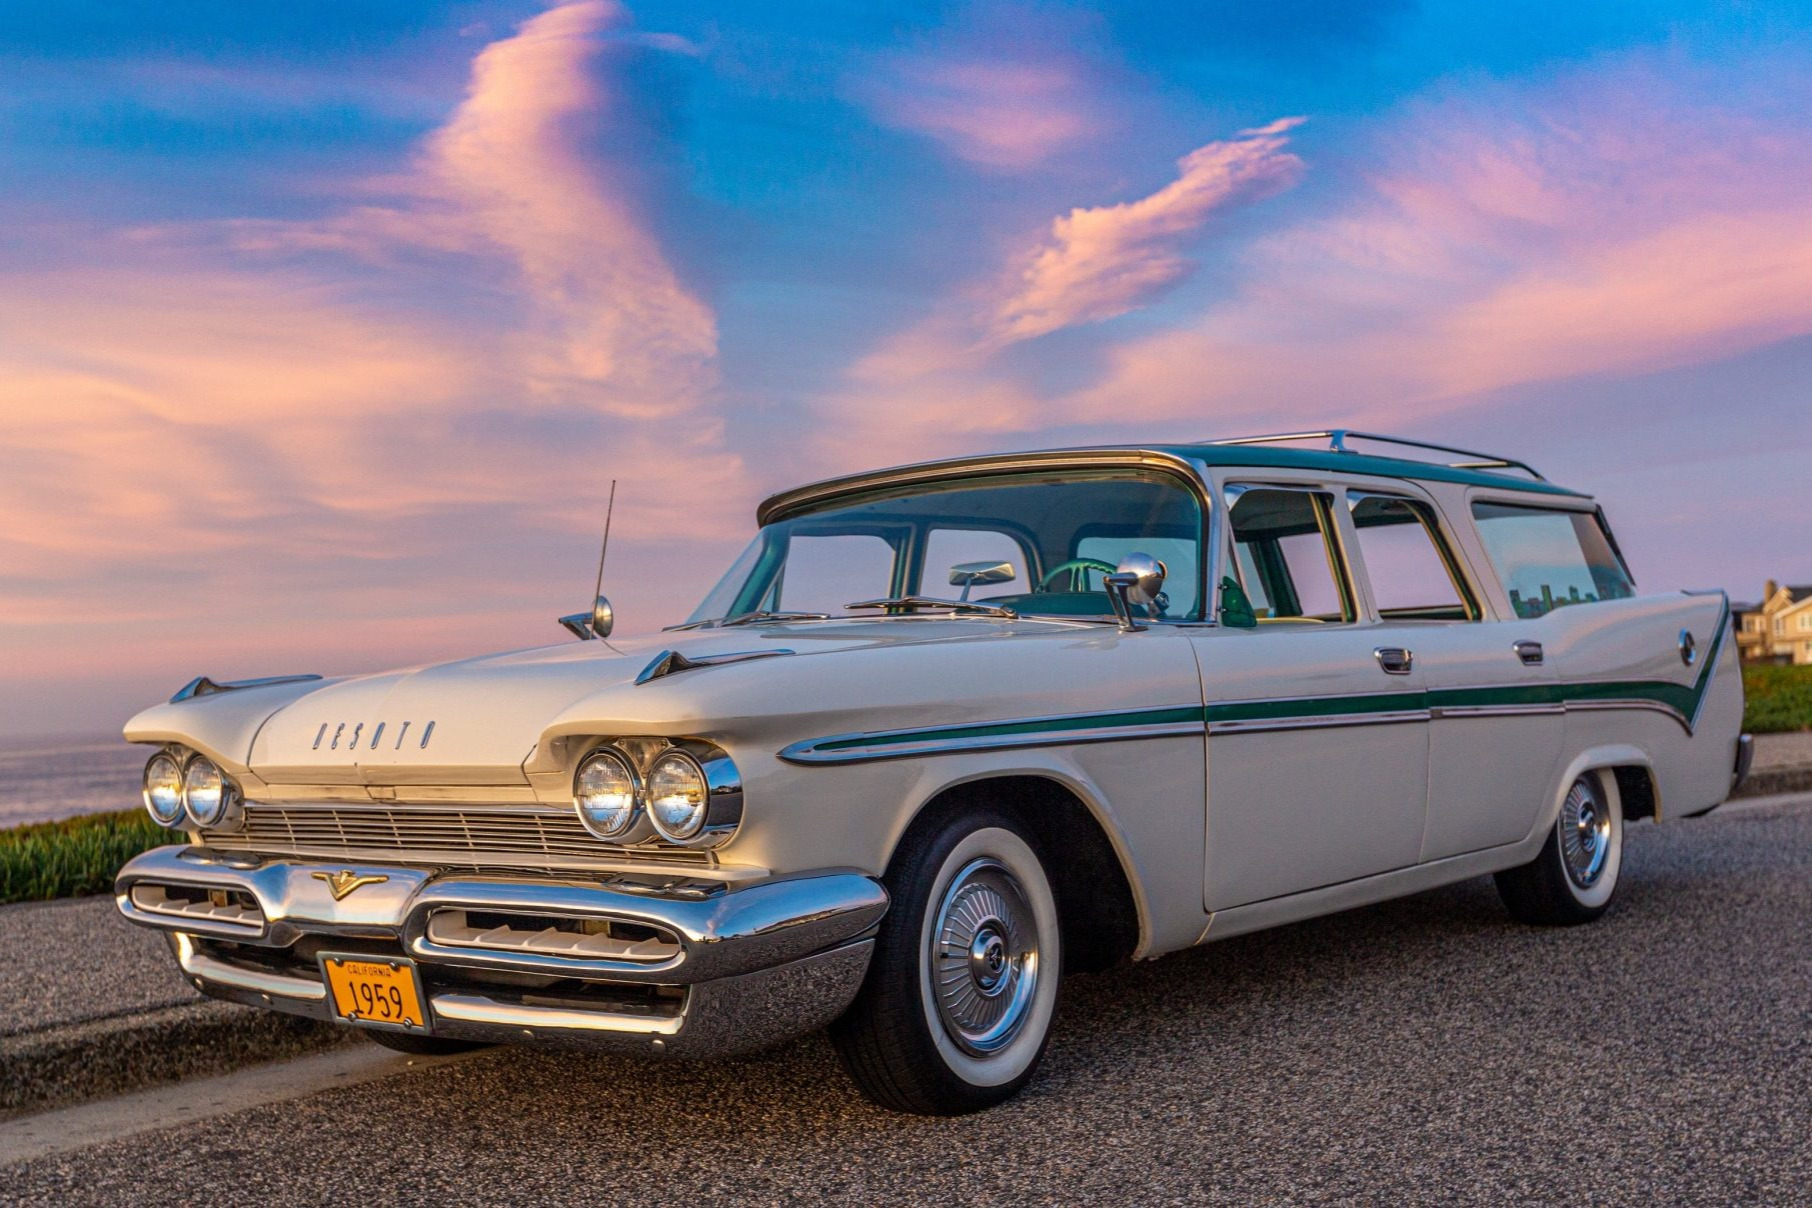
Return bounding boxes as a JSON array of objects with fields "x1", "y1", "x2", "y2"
[{"x1": 1470, "y1": 503, "x2": 1635, "y2": 618}]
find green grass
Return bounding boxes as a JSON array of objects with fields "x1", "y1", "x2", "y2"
[
  {"x1": 1743, "y1": 663, "x2": 1812, "y2": 734},
  {"x1": 0, "y1": 809, "x2": 171, "y2": 906}
]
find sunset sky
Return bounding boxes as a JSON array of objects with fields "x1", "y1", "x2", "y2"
[{"x1": 3, "y1": 1, "x2": 1811, "y2": 737}]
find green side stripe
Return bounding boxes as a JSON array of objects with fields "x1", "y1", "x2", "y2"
[
  {"x1": 797, "y1": 599, "x2": 1730, "y2": 758},
  {"x1": 812, "y1": 705, "x2": 1202, "y2": 753},
  {"x1": 1204, "y1": 692, "x2": 1421, "y2": 724}
]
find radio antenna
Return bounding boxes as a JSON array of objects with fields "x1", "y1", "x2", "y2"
[{"x1": 592, "y1": 479, "x2": 617, "y2": 604}]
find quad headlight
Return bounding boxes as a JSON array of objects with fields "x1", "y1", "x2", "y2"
[
  {"x1": 647, "y1": 749, "x2": 710, "y2": 841},
  {"x1": 180, "y1": 755, "x2": 240, "y2": 828},
  {"x1": 574, "y1": 746, "x2": 641, "y2": 840},
  {"x1": 141, "y1": 749, "x2": 242, "y2": 830},
  {"x1": 142, "y1": 752, "x2": 186, "y2": 828},
  {"x1": 571, "y1": 739, "x2": 741, "y2": 849}
]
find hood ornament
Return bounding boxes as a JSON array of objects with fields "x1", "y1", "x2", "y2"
[
  {"x1": 558, "y1": 478, "x2": 617, "y2": 641},
  {"x1": 312, "y1": 870, "x2": 389, "y2": 900}
]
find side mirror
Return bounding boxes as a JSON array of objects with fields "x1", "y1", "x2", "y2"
[
  {"x1": 1104, "y1": 553, "x2": 1166, "y2": 631},
  {"x1": 948, "y1": 560, "x2": 1017, "y2": 602},
  {"x1": 557, "y1": 594, "x2": 615, "y2": 641}
]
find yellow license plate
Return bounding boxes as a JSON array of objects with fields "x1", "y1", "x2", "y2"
[{"x1": 320, "y1": 954, "x2": 428, "y2": 1031}]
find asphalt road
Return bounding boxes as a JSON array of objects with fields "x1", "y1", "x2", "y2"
[{"x1": 7, "y1": 798, "x2": 1810, "y2": 1206}]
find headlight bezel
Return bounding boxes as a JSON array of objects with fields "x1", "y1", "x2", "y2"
[
  {"x1": 141, "y1": 750, "x2": 186, "y2": 828},
  {"x1": 572, "y1": 744, "x2": 648, "y2": 841},
  {"x1": 570, "y1": 737, "x2": 743, "y2": 850},
  {"x1": 645, "y1": 741, "x2": 743, "y2": 848}
]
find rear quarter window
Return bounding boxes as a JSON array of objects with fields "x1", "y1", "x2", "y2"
[{"x1": 1470, "y1": 502, "x2": 1634, "y2": 618}]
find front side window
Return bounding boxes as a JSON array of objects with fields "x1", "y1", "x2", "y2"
[
  {"x1": 1224, "y1": 488, "x2": 1353, "y2": 623},
  {"x1": 686, "y1": 468, "x2": 1206, "y2": 624},
  {"x1": 1350, "y1": 494, "x2": 1475, "y2": 621},
  {"x1": 1470, "y1": 502, "x2": 1635, "y2": 619}
]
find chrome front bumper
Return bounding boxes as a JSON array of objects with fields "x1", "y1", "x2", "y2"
[{"x1": 116, "y1": 846, "x2": 888, "y2": 1059}]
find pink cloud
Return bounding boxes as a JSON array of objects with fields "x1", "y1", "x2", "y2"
[
  {"x1": 0, "y1": 3, "x2": 754, "y2": 705},
  {"x1": 819, "y1": 51, "x2": 1812, "y2": 476},
  {"x1": 809, "y1": 119, "x2": 1308, "y2": 471},
  {"x1": 993, "y1": 118, "x2": 1305, "y2": 340},
  {"x1": 423, "y1": 0, "x2": 718, "y2": 417},
  {"x1": 1057, "y1": 59, "x2": 1812, "y2": 429},
  {"x1": 850, "y1": 4, "x2": 1117, "y2": 170},
  {"x1": 857, "y1": 55, "x2": 1104, "y2": 169}
]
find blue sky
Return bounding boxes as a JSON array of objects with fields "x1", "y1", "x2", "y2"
[{"x1": 1, "y1": 1, "x2": 1810, "y2": 734}]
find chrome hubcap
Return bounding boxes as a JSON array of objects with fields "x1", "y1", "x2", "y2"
[
  {"x1": 931, "y1": 858, "x2": 1040, "y2": 1055},
  {"x1": 1559, "y1": 777, "x2": 1612, "y2": 889}
]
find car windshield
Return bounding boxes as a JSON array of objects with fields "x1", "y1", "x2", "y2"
[{"x1": 684, "y1": 468, "x2": 1206, "y2": 625}]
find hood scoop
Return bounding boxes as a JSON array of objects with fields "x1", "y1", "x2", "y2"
[{"x1": 635, "y1": 647, "x2": 796, "y2": 685}]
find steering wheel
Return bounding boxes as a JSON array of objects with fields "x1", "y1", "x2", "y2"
[{"x1": 1040, "y1": 557, "x2": 1117, "y2": 592}]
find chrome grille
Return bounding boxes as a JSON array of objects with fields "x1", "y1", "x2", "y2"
[{"x1": 204, "y1": 805, "x2": 712, "y2": 868}]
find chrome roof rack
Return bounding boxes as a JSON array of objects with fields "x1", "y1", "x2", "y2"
[{"x1": 1206, "y1": 430, "x2": 1546, "y2": 481}]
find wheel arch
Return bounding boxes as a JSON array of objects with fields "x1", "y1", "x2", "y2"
[
  {"x1": 1537, "y1": 744, "x2": 1653, "y2": 838},
  {"x1": 885, "y1": 770, "x2": 1147, "y2": 972}
]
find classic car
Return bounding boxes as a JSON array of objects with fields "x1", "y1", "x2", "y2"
[{"x1": 115, "y1": 430, "x2": 1751, "y2": 1115}]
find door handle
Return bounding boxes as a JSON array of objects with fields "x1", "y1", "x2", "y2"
[
  {"x1": 1373, "y1": 646, "x2": 1413, "y2": 676},
  {"x1": 1513, "y1": 640, "x2": 1544, "y2": 666}
]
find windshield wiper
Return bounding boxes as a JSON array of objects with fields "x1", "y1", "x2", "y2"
[
  {"x1": 717, "y1": 610, "x2": 832, "y2": 627},
  {"x1": 843, "y1": 596, "x2": 1018, "y2": 619}
]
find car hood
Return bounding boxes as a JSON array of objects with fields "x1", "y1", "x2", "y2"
[{"x1": 127, "y1": 619, "x2": 1044, "y2": 788}]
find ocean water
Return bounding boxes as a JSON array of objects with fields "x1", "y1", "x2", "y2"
[{"x1": 0, "y1": 733, "x2": 148, "y2": 827}]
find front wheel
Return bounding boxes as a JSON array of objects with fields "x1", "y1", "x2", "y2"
[
  {"x1": 830, "y1": 808, "x2": 1062, "y2": 1115},
  {"x1": 1496, "y1": 771, "x2": 1624, "y2": 926}
]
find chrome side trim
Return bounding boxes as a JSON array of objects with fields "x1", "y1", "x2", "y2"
[
  {"x1": 1207, "y1": 710, "x2": 1430, "y2": 735},
  {"x1": 174, "y1": 932, "x2": 326, "y2": 1002},
  {"x1": 170, "y1": 674, "x2": 322, "y2": 704},
  {"x1": 1565, "y1": 698, "x2": 1692, "y2": 731},
  {"x1": 1430, "y1": 704, "x2": 1568, "y2": 720}
]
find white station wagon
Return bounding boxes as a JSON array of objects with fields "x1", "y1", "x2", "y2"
[{"x1": 116, "y1": 431, "x2": 1750, "y2": 1114}]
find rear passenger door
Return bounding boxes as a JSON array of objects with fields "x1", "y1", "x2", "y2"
[{"x1": 1345, "y1": 490, "x2": 1564, "y2": 860}]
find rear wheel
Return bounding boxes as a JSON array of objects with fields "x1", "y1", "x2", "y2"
[
  {"x1": 365, "y1": 1030, "x2": 486, "y2": 1057},
  {"x1": 1496, "y1": 771, "x2": 1623, "y2": 925},
  {"x1": 831, "y1": 808, "x2": 1061, "y2": 1115}
]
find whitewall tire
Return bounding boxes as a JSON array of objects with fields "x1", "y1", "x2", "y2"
[
  {"x1": 1495, "y1": 771, "x2": 1624, "y2": 925},
  {"x1": 831, "y1": 808, "x2": 1061, "y2": 1114}
]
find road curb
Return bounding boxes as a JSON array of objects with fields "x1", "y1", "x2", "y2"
[
  {"x1": 1732, "y1": 763, "x2": 1812, "y2": 799},
  {"x1": 1, "y1": 998, "x2": 363, "y2": 1119}
]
